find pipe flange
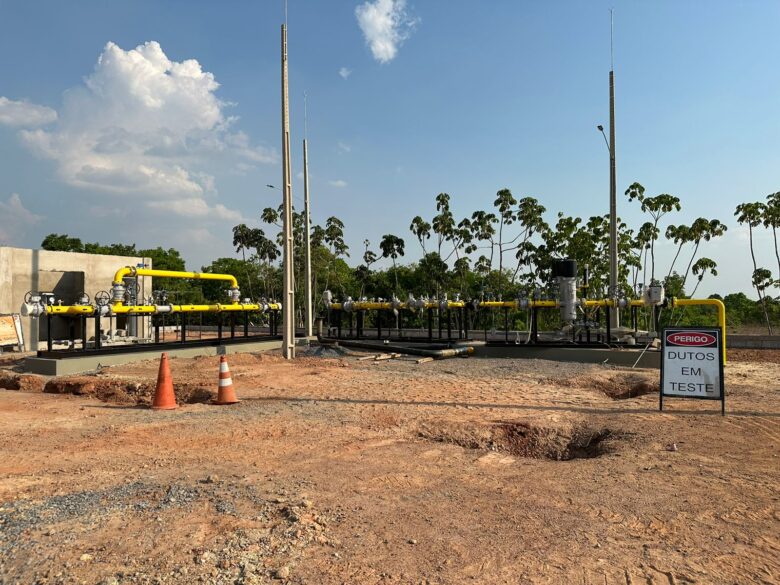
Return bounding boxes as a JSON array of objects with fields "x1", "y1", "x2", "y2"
[{"x1": 111, "y1": 283, "x2": 126, "y2": 303}]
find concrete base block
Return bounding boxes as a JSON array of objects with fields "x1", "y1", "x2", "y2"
[{"x1": 24, "y1": 338, "x2": 313, "y2": 376}]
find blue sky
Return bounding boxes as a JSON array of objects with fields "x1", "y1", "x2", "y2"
[{"x1": 0, "y1": 0, "x2": 778, "y2": 297}]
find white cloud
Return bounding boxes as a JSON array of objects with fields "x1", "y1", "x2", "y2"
[
  {"x1": 328, "y1": 179, "x2": 348, "y2": 188},
  {"x1": 15, "y1": 40, "x2": 274, "y2": 217},
  {"x1": 355, "y1": 0, "x2": 418, "y2": 63},
  {"x1": 337, "y1": 141, "x2": 351, "y2": 153},
  {"x1": 0, "y1": 97, "x2": 57, "y2": 127},
  {"x1": 0, "y1": 193, "x2": 43, "y2": 244},
  {"x1": 146, "y1": 197, "x2": 243, "y2": 221},
  {"x1": 339, "y1": 67, "x2": 352, "y2": 79}
]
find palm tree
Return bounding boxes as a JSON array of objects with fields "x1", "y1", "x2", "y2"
[
  {"x1": 625, "y1": 183, "x2": 681, "y2": 281},
  {"x1": 379, "y1": 234, "x2": 405, "y2": 293},
  {"x1": 678, "y1": 218, "x2": 726, "y2": 292},
  {"x1": 493, "y1": 188, "x2": 517, "y2": 288},
  {"x1": 735, "y1": 202, "x2": 772, "y2": 333},
  {"x1": 432, "y1": 193, "x2": 454, "y2": 256},
  {"x1": 763, "y1": 192, "x2": 780, "y2": 279},
  {"x1": 409, "y1": 216, "x2": 431, "y2": 254},
  {"x1": 664, "y1": 224, "x2": 691, "y2": 281},
  {"x1": 232, "y1": 224, "x2": 256, "y2": 298}
]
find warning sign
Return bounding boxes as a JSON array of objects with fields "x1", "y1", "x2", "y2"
[{"x1": 660, "y1": 326, "x2": 724, "y2": 414}]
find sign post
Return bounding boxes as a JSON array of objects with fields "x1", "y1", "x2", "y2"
[{"x1": 660, "y1": 326, "x2": 725, "y2": 415}]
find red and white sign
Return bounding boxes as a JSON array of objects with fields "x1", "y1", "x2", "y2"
[
  {"x1": 661, "y1": 327, "x2": 723, "y2": 402},
  {"x1": 666, "y1": 332, "x2": 717, "y2": 347}
]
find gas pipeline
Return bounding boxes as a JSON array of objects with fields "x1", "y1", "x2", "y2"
[
  {"x1": 21, "y1": 266, "x2": 283, "y2": 355},
  {"x1": 320, "y1": 259, "x2": 727, "y2": 362},
  {"x1": 21, "y1": 266, "x2": 282, "y2": 318}
]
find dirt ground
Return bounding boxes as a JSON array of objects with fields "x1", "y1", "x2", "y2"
[{"x1": 0, "y1": 346, "x2": 778, "y2": 585}]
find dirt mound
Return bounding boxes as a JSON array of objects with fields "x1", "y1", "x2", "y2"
[
  {"x1": 43, "y1": 377, "x2": 215, "y2": 405},
  {"x1": 418, "y1": 419, "x2": 615, "y2": 460},
  {"x1": 729, "y1": 349, "x2": 780, "y2": 364},
  {"x1": 554, "y1": 371, "x2": 658, "y2": 400},
  {"x1": 0, "y1": 373, "x2": 46, "y2": 393}
]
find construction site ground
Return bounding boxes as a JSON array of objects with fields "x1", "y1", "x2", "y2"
[{"x1": 0, "y1": 347, "x2": 778, "y2": 585}]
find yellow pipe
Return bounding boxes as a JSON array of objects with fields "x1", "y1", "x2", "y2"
[
  {"x1": 669, "y1": 298, "x2": 727, "y2": 363},
  {"x1": 44, "y1": 303, "x2": 281, "y2": 316},
  {"x1": 113, "y1": 267, "x2": 239, "y2": 289},
  {"x1": 329, "y1": 300, "x2": 467, "y2": 311},
  {"x1": 476, "y1": 301, "x2": 520, "y2": 309},
  {"x1": 46, "y1": 305, "x2": 95, "y2": 315}
]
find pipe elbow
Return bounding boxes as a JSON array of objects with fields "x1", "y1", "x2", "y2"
[{"x1": 113, "y1": 266, "x2": 134, "y2": 284}]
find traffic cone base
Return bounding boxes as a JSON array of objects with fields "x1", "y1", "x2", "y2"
[
  {"x1": 152, "y1": 352, "x2": 178, "y2": 410},
  {"x1": 214, "y1": 355, "x2": 240, "y2": 405}
]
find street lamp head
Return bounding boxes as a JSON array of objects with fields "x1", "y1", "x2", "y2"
[{"x1": 597, "y1": 125, "x2": 604, "y2": 132}]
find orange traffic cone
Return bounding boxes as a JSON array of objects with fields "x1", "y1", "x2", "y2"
[
  {"x1": 152, "y1": 353, "x2": 177, "y2": 410},
  {"x1": 213, "y1": 355, "x2": 240, "y2": 405}
]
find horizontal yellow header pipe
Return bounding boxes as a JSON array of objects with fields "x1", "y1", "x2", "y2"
[
  {"x1": 113, "y1": 267, "x2": 239, "y2": 289},
  {"x1": 44, "y1": 303, "x2": 280, "y2": 316},
  {"x1": 329, "y1": 300, "x2": 466, "y2": 311}
]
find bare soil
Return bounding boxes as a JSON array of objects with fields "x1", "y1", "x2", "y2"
[{"x1": 0, "y1": 347, "x2": 778, "y2": 584}]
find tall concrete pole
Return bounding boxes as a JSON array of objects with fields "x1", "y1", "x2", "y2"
[
  {"x1": 608, "y1": 9, "x2": 619, "y2": 330},
  {"x1": 281, "y1": 23, "x2": 295, "y2": 358},
  {"x1": 303, "y1": 135, "x2": 313, "y2": 337}
]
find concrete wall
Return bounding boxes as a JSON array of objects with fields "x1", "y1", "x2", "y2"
[{"x1": 0, "y1": 247, "x2": 151, "y2": 350}]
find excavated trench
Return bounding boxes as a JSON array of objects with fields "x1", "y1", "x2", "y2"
[
  {"x1": 552, "y1": 371, "x2": 659, "y2": 400},
  {"x1": 41, "y1": 377, "x2": 215, "y2": 405},
  {"x1": 417, "y1": 419, "x2": 616, "y2": 460}
]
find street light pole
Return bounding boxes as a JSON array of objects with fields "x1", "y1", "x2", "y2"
[
  {"x1": 280, "y1": 22, "x2": 295, "y2": 359},
  {"x1": 608, "y1": 9, "x2": 619, "y2": 330},
  {"x1": 302, "y1": 95, "x2": 313, "y2": 338}
]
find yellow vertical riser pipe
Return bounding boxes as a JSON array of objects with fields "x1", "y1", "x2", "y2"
[{"x1": 670, "y1": 298, "x2": 727, "y2": 363}]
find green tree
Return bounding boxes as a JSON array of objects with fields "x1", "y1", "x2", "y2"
[
  {"x1": 678, "y1": 218, "x2": 726, "y2": 292},
  {"x1": 232, "y1": 224, "x2": 261, "y2": 298},
  {"x1": 409, "y1": 216, "x2": 431, "y2": 254},
  {"x1": 379, "y1": 234, "x2": 405, "y2": 293},
  {"x1": 735, "y1": 201, "x2": 772, "y2": 333},
  {"x1": 41, "y1": 233, "x2": 84, "y2": 252},
  {"x1": 431, "y1": 193, "x2": 455, "y2": 256},
  {"x1": 763, "y1": 192, "x2": 780, "y2": 279},
  {"x1": 625, "y1": 182, "x2": 681, "y2": 281},
  {"x1": 493, "y1": 188, "x2": 517, "y2": 288}
]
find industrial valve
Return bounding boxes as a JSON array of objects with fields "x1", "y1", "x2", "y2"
[
  {"x1": 95, "y1": 291, "x2": 111, "y2": 306},
  {"x1": 227, "y1": 287, "x2": 241, "y2": 303},
  {"x1": 643, "y1": 280, "x2": 665, "y2": 306}
]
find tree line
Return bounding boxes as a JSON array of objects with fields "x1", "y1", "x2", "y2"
[{"x1": 39, "y1": 185, "x2": 780, "y2": 333}]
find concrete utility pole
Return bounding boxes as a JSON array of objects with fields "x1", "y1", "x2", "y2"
[
  {"x1": 302, "y1": 94, "x2": 313, "y2": 338},
  {"x1": 608, "y1": 8, "x2": 619, "y2": 330},
  {"x1": 281, "y1": 22, "x2": 295, "y2": 359}
]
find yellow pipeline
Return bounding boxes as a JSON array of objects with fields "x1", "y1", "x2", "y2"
[
  {"x1": 113, "y1": 267, "x2": 239, "y2": 289},
  {"x1": 45, "y1": 305, "x2": 95, "y2": 315},
  {"x1": 669, "y1": 297, "x2": 727, "y2": 363},
  {"x1": 45, "y1": 303, "x2": 281, "y2": 316},
  {"x1": 329, "y1": 300, "x2": 466, "y2": 311}
]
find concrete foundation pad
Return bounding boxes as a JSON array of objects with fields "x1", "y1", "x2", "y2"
[
  {"x1": 469, "y1": 343, "x2": 661, "y2": 368},
  {"x1": 24, "y1": 338, "x2": 313, "y2": 376}
]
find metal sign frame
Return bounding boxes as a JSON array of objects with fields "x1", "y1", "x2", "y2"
[{"x1": 660, "y1": 326, "x2": 725, "y2": 415}]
